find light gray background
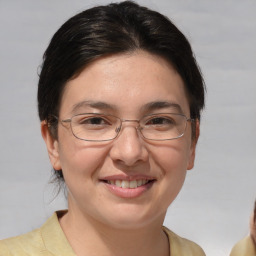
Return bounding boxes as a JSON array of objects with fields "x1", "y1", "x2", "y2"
[{"x1": 0, "y1": 1, "x2": 255, "y2": 255}]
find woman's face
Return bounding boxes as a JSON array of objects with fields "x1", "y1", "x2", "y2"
[{"x1": 43, "y1": 51, "x2": 198, "y2": 229}]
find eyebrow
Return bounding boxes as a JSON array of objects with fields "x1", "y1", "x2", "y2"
[
  {"x1": 141, "y1": 101, "x2": 184, "y2": 114},
  {"x1": 70, "y1": 100, "x2": 183, "y2": 115},
  {"x1": 71, "y1": 100, "x2": 116, "y2": 114}
]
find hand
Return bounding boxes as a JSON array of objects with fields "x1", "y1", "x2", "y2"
[{"x1": 250, "y1": 200, "x2": 256, "y2": 245}]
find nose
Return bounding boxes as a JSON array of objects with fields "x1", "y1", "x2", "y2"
[{"x1": 109, "y1": 122, "x2": 149, "y2": 167}]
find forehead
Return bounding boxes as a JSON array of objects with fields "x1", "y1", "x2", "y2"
[{"x1": 60, "y1": 51, "x2": 190, "y2": 117}]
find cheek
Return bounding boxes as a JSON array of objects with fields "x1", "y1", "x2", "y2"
[
  {"x1": 57, "y1": 136, "x2": 110, "y2": 183},
  {"x1": 151, "y1": 140, "x2": 191, "y2": 196},
  {"x1": 147, "y1": 142, "x2": 190, "y2": 213},
  {"x1": 158, "y1": 148, "x2": 187, "y2": 193},
  {"x1": 58, "y1": 143, "x2": 111, "y2": 206},
  {"x1": 151, "y1": 140, "x2": 191, "y2": 177}
]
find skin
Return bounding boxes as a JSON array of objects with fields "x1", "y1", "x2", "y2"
[{"x1": 41, "y1": 51, "x2": 199, "y2": 256}]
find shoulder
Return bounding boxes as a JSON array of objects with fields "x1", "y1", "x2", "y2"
[
  {"x1": 0, "y1": 228, "x2": 46, "y2": 256},
  {"x1": 0, "y1": 211, "x2": 75, "y2": 256},
  {"x1": 230, "y1": 236, "x2": 256, "y2": 256},
  {"x1": 163, "y1": 226, "x2": 206, "y2": 256}
]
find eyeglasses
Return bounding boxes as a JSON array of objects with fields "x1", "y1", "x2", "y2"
[{"x1": 58, "y1": 113, "x2": 193, "y2": 142}]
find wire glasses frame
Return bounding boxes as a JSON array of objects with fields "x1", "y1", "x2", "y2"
[{"x1": 57, "y1": 113, "x2": 194, "y2": 142}]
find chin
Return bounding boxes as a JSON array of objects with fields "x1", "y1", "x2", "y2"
[{"x1": 100, "y1": 206, "x2": 165, "y2": 230}]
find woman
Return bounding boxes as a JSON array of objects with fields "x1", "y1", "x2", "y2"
[{"x1": 0, "y1": 1, "x2": 206, "y2": 255}]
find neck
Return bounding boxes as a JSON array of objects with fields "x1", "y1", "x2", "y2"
[{"x1": 59, "y1": 208, "x2": 169, "y2": 256}]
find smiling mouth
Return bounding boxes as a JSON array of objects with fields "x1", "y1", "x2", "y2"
[{"x1": 102, "y1": 179, "x2": 155, "y2": 189}]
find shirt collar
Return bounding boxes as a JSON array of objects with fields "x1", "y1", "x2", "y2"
[{"x1": 40, "y1": 210, "x2": 76, "y2": 255}]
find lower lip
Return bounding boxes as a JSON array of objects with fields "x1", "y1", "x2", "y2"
[{"x1": 103, "y1": 181, "x2": 155, "y2": 198}]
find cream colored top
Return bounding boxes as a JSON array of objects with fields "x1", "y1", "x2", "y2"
[
  {"x1": 230, "y1": 236, "x2": 256, "y2": 256},
  {"x1": 0, "y1": 211, "x2": 205, "y2": 256}
]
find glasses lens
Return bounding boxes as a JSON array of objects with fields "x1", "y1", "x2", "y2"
[
  {"x1": 140, "y1": 113, "x2": 187, "y2": 140},
  {"x1": 71, "y1": 114, "x2": 120, "y2": 141}
]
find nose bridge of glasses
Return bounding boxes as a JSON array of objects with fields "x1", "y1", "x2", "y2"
[{"x1": 115, "y1": 119, "x2": 141, "y2": 134}]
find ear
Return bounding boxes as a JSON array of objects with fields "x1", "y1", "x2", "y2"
[
  {"x1": 187, "y1": 119, "x2": 200, "y2": 170},
  {"x1": 41, "y1": 121, "x2": 61, "y2": 171}
]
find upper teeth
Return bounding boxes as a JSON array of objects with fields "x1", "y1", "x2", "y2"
[{"x1": 108, "y1": 180, "x2": 149, "y2": 188}]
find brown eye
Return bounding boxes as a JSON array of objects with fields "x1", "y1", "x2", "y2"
[
  {"x1": 80, "y1": 117, "x2": 109, "y2": 125},
  {"x1": 146, "y1": 117, "x2": 175, "y2": 126}
]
